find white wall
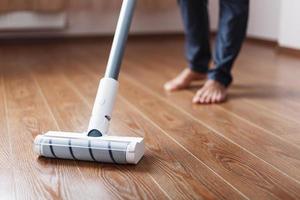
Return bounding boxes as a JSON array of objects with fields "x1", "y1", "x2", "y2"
[
  {"x1": 279, "y1": 0, "x2": 300, "y2": 49},
  {"x1": 247, "y1": 0, "x2": 281, "y2": 41}
]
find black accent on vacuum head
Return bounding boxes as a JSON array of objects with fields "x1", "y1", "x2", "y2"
[
  {"x1": 108, "y1": 141, "x2": 117, "y2": 164},
  {"x1": 105, "y1": 115, "x2": 111, "y2": 121},
  {"x1": 49, "y1": 139, "x2": 58, "y2": 158},
  {"x1": 88, "y1": 140, "x2": 97, "y2": 162},
  {"x1": 88, "y1": 129, "x2": 103, "y2": 137},
  {"x1": 68, "y1": 139, "x2": 77, "y2": 160}
]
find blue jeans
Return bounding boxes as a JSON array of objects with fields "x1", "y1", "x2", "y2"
[{"x1": 179, "y1": 0, "x2": 249, "y2": 87}]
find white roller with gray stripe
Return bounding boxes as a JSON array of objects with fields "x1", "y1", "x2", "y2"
[{"x1": 34, "y1": 132, "x2": 144, "y2": 164}]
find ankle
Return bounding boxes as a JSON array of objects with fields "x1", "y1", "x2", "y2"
[
  {"x1": 183, "y1": 69, "x2": 206, "y2": 80},
  {"x1": 206, "y1": 79, "x2": 226, "y2": 88}
]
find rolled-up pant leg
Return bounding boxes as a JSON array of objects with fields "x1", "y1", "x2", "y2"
[
  {"x1": 208, "y1": 0, "x2": 249, "y2": 87},
  {"x1": 178, "y1": 0, "x2": 211, "y2": 74}
]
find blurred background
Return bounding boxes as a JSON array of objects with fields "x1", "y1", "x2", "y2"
[
  {"x1": 0, "y1": 0, "x2": 299, "y2": 50},
  {"x1": 1, "y1": 1, "x2": 300, "y2": 199}
]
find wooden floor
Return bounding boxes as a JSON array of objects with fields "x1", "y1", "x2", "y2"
[{"x1": 0, "y1": 36, "x2": 300, "y2": 200}]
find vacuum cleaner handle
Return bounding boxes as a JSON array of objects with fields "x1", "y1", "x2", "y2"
[
  {"x1": 105, "y1": 0, "x2": 137, "y2": 80},
  {"x1": 87, "y1": 0, "x2": 137, "y2": 136}
]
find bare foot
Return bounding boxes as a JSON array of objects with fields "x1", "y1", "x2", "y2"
[
  {"x1": 164, "y1": 68, "x2": 206, "y2": 92},
  {"x1": 192, "y1": 79, "x2": 227, "y2": 104}
]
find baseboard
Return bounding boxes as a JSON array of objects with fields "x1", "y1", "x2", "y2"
[
  {"x1": 277, "y1": 46, "x2": 300, "y2": 57},
  {"x1": 243, "y1": 36, "x2": 300, "y2": 56}
]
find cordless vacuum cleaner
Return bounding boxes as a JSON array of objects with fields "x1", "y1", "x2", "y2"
[{"x1": 33, "y1": 0, "x2": 144, "y2": 164}]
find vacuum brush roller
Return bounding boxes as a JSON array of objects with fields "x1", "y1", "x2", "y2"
[{"x1": 34, "y1": 132, "x2": 144, "y2": 164}]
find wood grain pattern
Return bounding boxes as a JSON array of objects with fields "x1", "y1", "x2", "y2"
[
  {"x1": 68, "y1": 44, "x2": 300, "y2": 199},
  {"x1": 0, "y1": 0, "x2": 182, "y2": 37},
  {"x1": 119, "y1": 50, "x2": 300, "y2": 184},
  {"x1": 142, "y1": 38, "x2": 300, "y2": 148},
  {"x1": 233, "y1": 63, "x2": 300, "y2": 121},
  {"x1": 55, "y1": 52, "x2": 245, "y2": 200},
  {"x1": 0, "y1": 36, "x2": 300, "y2": 199},
  {"x1": 28, "y1": 46, "x2": 168, "y2": 200},
  {"x1": 152, "y1": 38, "x2": 300, "y2": 124},
  {"x1": 141, "y1": 41, "x2": 300, "y2": 148},
  {"x1": 1, "y1": 47, "x2": 123, "y2": 199},
  {"x1": 33, "y1": 0, "x2": 67, "y2": 12},
  {"x1": 68, "y1": 0, "x2": 175, "y2": 13},
  {"x1": 0, "y1": 64, "x2": 14, "y2": 199},
  {"x1": 2, "y1": 56, "x2": 92, "y2": 199},
  {"x1": 139, "y1": 0, "x2": 175, "y2": 11},
  {"x1": 118, "y1": 75, "x2": 300, "y2": 199},
  {"x1": 219, "y1": 98, "x2": 300, "y2": 146}
]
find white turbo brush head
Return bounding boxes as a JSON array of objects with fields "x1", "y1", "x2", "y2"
[
  {"x1": 33, "y1": 78, "x2": 145, "y2": 164},
  {"x1": 34, "y1": 131, "x2": 144, "y2": 164}
]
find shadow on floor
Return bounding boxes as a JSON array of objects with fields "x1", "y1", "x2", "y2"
[
  {"x1": 36, "y1": 153, "x2": 154, "y2": 173},
  {"x1": 186, "y1": 83, "x2": 300, "y2": 101}
]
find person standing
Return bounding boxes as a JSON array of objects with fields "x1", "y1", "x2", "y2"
[{"x1": 164, "y1": 0, "x2": 249, "y2": 104}]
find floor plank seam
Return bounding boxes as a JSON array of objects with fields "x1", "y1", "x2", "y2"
[
  {"x1": 118, "y1": 95, "x2": 249, "y2": 200},
  {"x1": 215, "y1": 103, "x2": 300, "y2": 151},
  {"x1": 62, "y1": 59, "x2": 248, "y2": 199},
  {"x1": 123, "y1": 73, "x2": 300, "y2": 185},
  {"x1": 74, "y1": 59, "x2": 250, "y2": 198},
  {"x1": 30, "y1": 71, "x2": 61, "y2": 131},
  {"x1": 144, "y1": 49, "x2": 300, "y2": 123},
  {"x1": 148, "y1": 174, "x2": 172, "y2": 200},
  {"x1": 2, "y1": 39, "x2": 300, "y2": 199},
  {"x1": 243, "y1": 99, "x2": 300, "y2": 125},
  {"x1": 61, "y1": 70, "x2": 172, "y2": 199},
  {"x1": 1, "y1": 74, "x2": 17, "y2": 199},
  {"x1": 61, "y1": 73, "x2": 93, "y2": 110},
  {"x1": 29, "y1": 69, "x2": 87, "y2": 184}
]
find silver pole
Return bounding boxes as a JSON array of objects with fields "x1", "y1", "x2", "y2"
[{"x1": 104, "y1": 0, "x2": 137, "y2": 80}]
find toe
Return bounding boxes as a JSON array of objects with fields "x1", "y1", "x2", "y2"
[
  {"x1": 192, "y1": 96, "x2": 200, "y2": 104},
  {"x1": 165, "y1": 68, "x2": 206, "y2": 92},
  {"x1": 211, "y1": 91, "x2": 218, "y2": 103},
  {"x1": 164, "y1": 82, "x2": 172, "y2": 91},
  {"x1": 216, "y1": 91, "x2": 223, "y2": 103},
  {"x1": 164, "y1": 80, "x2": 178, "y2": 92},
  {"x1": 193, "y1": 80, "x2": 227, "y2": 104},
  {"x1": 200, "y1": 89, "x2": 209, "y2": 104},
  {"x1": 204, "y1": 90, "x2": 213, "y2": 104},
  {"x1": 193, "y1": 89, "x2": 203, "y2": 103},
  {"x1": 204, "y1": 93, "x2": 210, "y2": 104}
]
